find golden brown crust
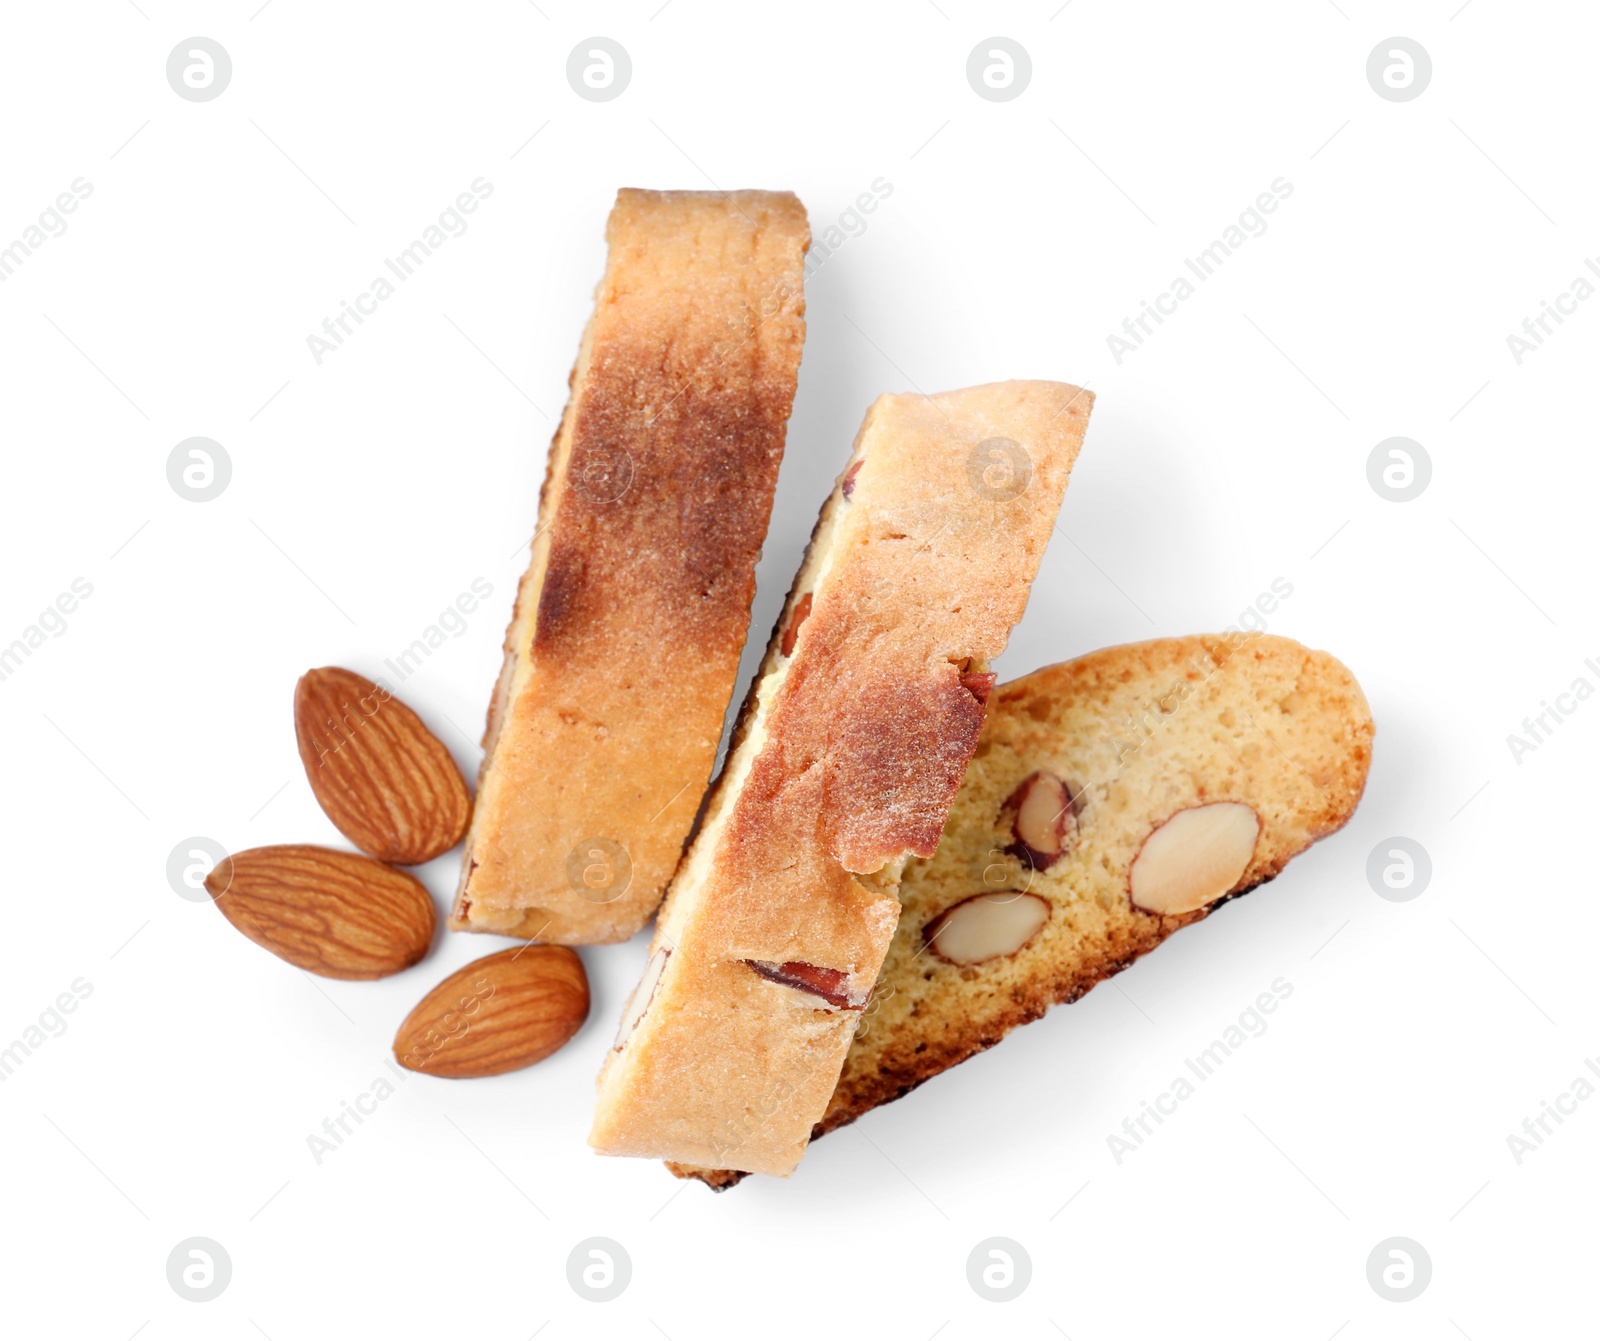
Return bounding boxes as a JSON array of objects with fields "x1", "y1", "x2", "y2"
[
  {"x1": 591, "y1": 381, "x2": 1093, "y2": 1176},
  {"x1": 677, "y1": 633, "x2": 1373, "y2": 1187},
  {"x1": 452, "y1": 189, "x2": 809, "y2": 945}
]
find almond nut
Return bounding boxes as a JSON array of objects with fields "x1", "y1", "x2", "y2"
[
  {"x1": 959, "y1": 670, "x2": 997, "y2": 705},
  {"x1": 614, "y1": 946, "x2": 671, "y2": 1048},
  {"x1": 393, "y1": 946, "x2": 589, "y2": 1078},
  {"x1": 840, "y1": 458, "x2": 864, "y2": 499},
  {"x1": 295, "y1": 666, "x2": 472, "y2": 865},
  {"x1": 745, "y1": 959, "x2": 865, "y2": 1009},
  {"x1": 780, "y1": 592, "x2": 813, "y2": 657},
  {"x1": 1129, "y1": 802, "x2": 1261, "y2": 916},
  {"x1": 205, "y1": 844, "x2": 435, "y2": 980},
  {"x1": 925, "y1": 891, "x2": 1050, "y2": 965},
  {"x1": 1002, "y1": 770, "x2": 1076, "y2": 870}
]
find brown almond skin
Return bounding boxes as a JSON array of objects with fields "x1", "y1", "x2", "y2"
[
  {"x1": 205, "y1": 845, "x2": 436, "y2": 980},
  {"x1": 1000, "y1": 770, "x2": 1076, "y2": 872},
  {"x1": 393, "y1": 947, "x2": 589, "y2": 1078},
  {"x1": 294, "y1": 667, "x2": 472, "y2": 865}
]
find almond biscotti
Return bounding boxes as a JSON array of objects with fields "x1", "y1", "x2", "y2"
[
  {"x1": 452, "y1": 189, "x2": 810, "y2": 945},
  {"x1": 590, "y1": 380, "x2": 1094, "y2": 1176},
  {"x1": 677, "y1": 633, "x2": 1372, "y2": 1187}
]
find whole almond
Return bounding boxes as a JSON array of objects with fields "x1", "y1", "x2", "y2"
[
  {"x1": 206, "y1": 844, "x2": 436, "y2": 980},
  {"x1": 295, "y1": 667, "x2": 471, "y2": 865},
  {"x1": 394, "y1": 947, "x2": 589, "y2": 1078}
]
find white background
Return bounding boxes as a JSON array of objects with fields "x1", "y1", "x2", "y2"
[{"x1": 2, "y1": 2, "x2": 1594, "y2": 1337}]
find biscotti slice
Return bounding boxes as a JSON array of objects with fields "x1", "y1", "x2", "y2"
[
  {"x1": 451, "y1": 189, "x2": 809, "y2": 945},
  {"x1": 591, "y1": 380, "x2": 1094, "y2": 1176},
  {"x1": 677, "y1": 633, "x2": 1372, "y2": 1187}
]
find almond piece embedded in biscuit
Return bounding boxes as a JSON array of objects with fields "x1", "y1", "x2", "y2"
[
  {"x1": 780, "y1": 592, "x2": 813, "y2": 657},
  {"x1": 745, "y1": 959, "x2": 864, "y2": 1009},
  {"x1": 959, "y1": 671, "x2": 997, "y2": 705},
  {"x1": 840, "y1": 459, "x2": 863, "y2": 499},
  {"x1": 1129, "y1": 802, "x2": 1261, "y2": 916},
  {"x1": 614, "y1": 947, "x2": 670, "y2": 1049},
  {"x1": 925, "y1": 891, "x2": 1050, "y2": 966},
  {"x1": 1002, "y1": 771, "x2": 1075, "y2": 870}
]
